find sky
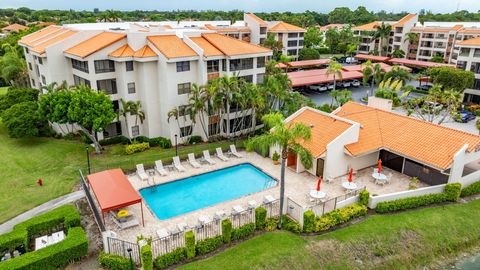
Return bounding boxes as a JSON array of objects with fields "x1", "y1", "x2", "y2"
[{"x1": 1, "y1": 0, "x2": 480, "y2": 13}]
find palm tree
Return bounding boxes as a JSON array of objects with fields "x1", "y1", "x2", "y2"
[
  {"x1": 372, "y1": 22, "x2": 392, "y2": 57},
  {"x1": 383, "y1": 66, "x2": 412, "y2": 84},
  {"x1": 188, "y1": 83, "x2": 209, "y2": 139},
  {"x1": 129, "y1": 100, "x2": 145, "y2": 127},
  {"x1": 218, "y1": 76, "x2": 240, "y2": 138},
  {"x1": 117, "y1": 99, "x2": 134, "y2": 141},
  {"x1": 362, "y1": 60, "x2": 383, "y2": 96},
  {"x1": 246, "y1": 113, "x2": 313, "y2": 229},
  {"x1": 326, "y1": 61, "x2": 343, "y2": 91},
  {"x1": 404, "y1": 32, "x2": 419, "y2": 46},
  {"x1": 392, "y1": 49, "x2": 405, "y2": 58},
  {"x1": 0, "y1": 44, "x2": 29, "y2": 87}
]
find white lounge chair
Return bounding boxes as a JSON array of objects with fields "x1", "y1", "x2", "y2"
[
  {"x1": 216, "y1": 147, "x2": 229, "y2": 161},
  {"x1": 154, "y1": 160, "x2": 168, "y2": 176},
  {"x1": 203, "y1": 150, "x2": 216, "y2": 165},
  {"x1": 173, "y1": 156, "x2": 186, "y2": 172},
  {"x1": 111, "y1": 213, "x2": 139, "y2": 230},
  {"x1": 156, "y1": 228, "x2": 170, "y2": 238},
  {"x1": 229, "y1": 144, "x2": 243, "y2": 158},
  {"x1": 136, "y1": 164, "x2": 149, "y2": 181},
  {"x1": 188, "y1": 153, "x2": 202, "y2": 168}
]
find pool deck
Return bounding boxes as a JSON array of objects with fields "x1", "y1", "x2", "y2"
[{"x1": 108, "y1": 151, "x2": 421, "y2": 241}]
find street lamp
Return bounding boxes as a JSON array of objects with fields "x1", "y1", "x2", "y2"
[
  {"x1": 85, "y1": 146, "x2": 91, "y2": 175},
  {"x1": 127, "y1": 248, "x2": 133, "y2": 270},
  {"x1": 174, "y1": 134, "x2": 178, "y2": 156}
]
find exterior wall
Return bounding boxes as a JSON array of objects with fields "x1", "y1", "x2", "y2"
[
  {"x1": 455, "y1": 44, "x2": 480, "y2": 101},
  {"x1": 449, "y1": 144, "x2": 480, "y2": 188},
  {"x1": 368, "y1": 184, "x2": 446, "y2": 208},
  {"x1": 323, "y1": 124, "x2": 361, "y2": 178},
  {"x1": 244, "y1": 15, "x2": 262, "y2": 45}
]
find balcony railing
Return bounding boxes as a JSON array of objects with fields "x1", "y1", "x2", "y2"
[{"x1": 207, "y1": 72, "x2": 220, "y2": 81}]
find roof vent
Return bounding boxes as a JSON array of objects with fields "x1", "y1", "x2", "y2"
[{"x1": 310, "y1": 124, "x2": 314, "y2": 128}]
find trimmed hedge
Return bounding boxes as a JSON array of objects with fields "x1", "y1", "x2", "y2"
[
  {"x1": 303, "y1": 210, "x2": 315, "y2": 233},
  {"x1": 231, "y1": 223, "x2": 255, "y2": 241},
  {"x1": 195, "y1": 236, "x2": 223, "y2": 255},
  {"x1": 1, "y1": 227, "x2": 88, "y2": 270},
  {"x1": 185, "y1": 231, "x2": 196, "y2": 259},
  {"x1": 282, "y1": 215, "x2": 301, "y2": 233},
  {"x1": 99, "y1": 135, "x2": 130, "y2": 146},
  {"x1": 461, "y1": 181, "x2": 480, "y2": 197},
  {"x1": 149, "y1": 137, "x2": 172, "y2": 148},
  {"x1": 125, "y1": 142, "x2": 150, "y2": 155},
  {"x1": 154, "y1": 248, "x2": 186, "y2": 269},
  {"x1": 375, "y1": 183, "x2": 461, "y2": 213},
  {"x1": 314, "y1": 204, "x2": 368, "y2": 232},
  {"x1": 255, "y1": 207, "x2": 267, "y2": 230},
  {"x1": 98, "y1": 252, "x2": 131, "y2": 270},
  {"x1": 188, "y1": 136, "x2": 202, "y2": 145},
  {"x1": 141, "y1": 244, "x2": 153, "y2": 270},
  {"x1": 265, "y1": 217, "x2": 278, "y2": 231},
  {"x1": 359, "y1": 190, "x2": 370, "y2": 206},
  {"x1": 221, "y1": 219, "x2": 232, "y2": 243}
]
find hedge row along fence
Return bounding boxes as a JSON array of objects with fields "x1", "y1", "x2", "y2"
[
  {"x1": 0, "y1": 204, "x2": 88, "y2": 270},
  {"x1": 460, "y1": 181, "x2": 480, "y2": 198}
]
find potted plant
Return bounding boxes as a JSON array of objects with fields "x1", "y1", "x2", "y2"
[
  {"x1": 272, "y1": 151, "x2": 280, "y2": 165},
  {"x1": 409, "y1": 177, "x2": 419, "y2": 190}
]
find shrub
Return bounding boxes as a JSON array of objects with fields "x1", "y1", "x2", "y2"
[
  {"x1": 99, "y1": 135, "x2": 130, "y2": 146},
  {"x1": 133, "y1": 136, "x2": 150, "y2": 143},
  {"x1": 461, "y1": 181, "x2": 480, "y2": 197},
  {"x1": 140, "y1": 244, "x2": 153, "y2": 270},
  {"x1": 272, "y1": 151, "x2": 280, "y2": 162},
  {"x1": 149, "y1": 137, "x2": 172, "y2": 148},
  {"x1": 317, "y1": 103, "x2": 332, "y2": 113},
  {"x1": 303, "y1": 210, "x2": 315, "y2": 233},
  {"x1": 188, "y1": 135, "x2": 202, "y2": 145},
  {"x1": 314, "y1": 204, "x2": 367, "y2": 232},
  {"x1": 125, "y1": 142, "x2": 150, "y2": 155},
  {"x1": 231, "y1": 223, "x2": 255, "y2": 241},
  {"x1": 221, "y1": 219, "x2": 232, "y2": 243},
  {"x1": 154, "y1": 248, "x2": 186, "y2": 269},
  {"x1": 1, "y1": 227, "x2": 88, "y2": 270},
  {"x1": 98, "y1": 252, "x2": 131, "y2": 270},
  {"x1": 255, "y1": 207, "x2": 267, "y2": 230},
  {"x1": 265, "y1": 217, "x2": 278, "y2": 231},
  {"x1": 195, "y1": 236, "x2": 223, "y2": 255},
  {"x1": 444, "y1": 183, "x2": 461, "y2": 201},
  {"x1": 185, "y1": 231, "x2": 196, "y2": 259},
  {"x1": 359, "y1": 190, "x2": 370, "y2": 206},
  {"x1": 282, "y1": 215, "x2": 301, "y2": 233},
  {"x1": 475, "y1": 110, "x2": 480, "y2": 117}
]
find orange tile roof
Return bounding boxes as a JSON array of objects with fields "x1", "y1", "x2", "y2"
[
  {"x1": 2, "y1": 23, "x2": 28, "y2": 32},
  {"x1": 457, "y1": 37, "x2": 480, "y2": 47},
  {"x1": 353, "y1": 22, "x2": 380, "y2": 31},
  {"x1": 216, "y1": 26, "x2": 251, "y2": 33},
  {"x1": 269, "y1": 21, "x2": 306, "y2": 32},
  {"x1": 335, "y1": 102, "x2": 480, "y2": 170},
  {"x1": 147, "y1": 35, "x2": 198, "y2": 59},
  {"x1": 109, "y1": 44, "x2": 135, "y2": 57},
  {"x1": 31, "y1": 30, "x2": 77, "y2": 54},
  {"x1": 133, "y1": 45, "x2": 157, "y2": 58},
  {"x1": 19, "y1": 25, "x2": 63, "y2": 46},
  {"x1": 201, "y1": 33, "x2": 271, "y2": 56},
  {"x1": 245, "y1": 13, "x2": 267, "y2": 27},
  {"x1": 458, "y1": 28, "x2": 480, "y2": 34},
  {"x1": 190, "y1": 36, "x2": 224, "y2": 57},
  {"x1": 451, "y1": 24, "x2": 464, "y2": 31},
  {"x1": 393, "y1": 14, "x2": 417, "y2": 27},
  {"x1": 64, "y1": 32, "x2": 126, "y2": 58},
  {"x1": 318, "y1": 24, "x2": 347, "y2": 31},
  {"x1": 288, "y1": 108, "x2": 353, "y2": 158}
]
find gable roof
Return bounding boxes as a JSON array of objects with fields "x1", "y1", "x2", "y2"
[
  {"x1": 109, "y1": 44, "x2": 135, "y2": 57},
  {"x1": 245, "y1": 13, "x2": 267, "y2": 27},
  {"x1": 30, "y1": 30, "x2": 77, "y2": 54},
  {"x1": 458, "y1": 37, "x2": 480, "y2": 47},
  {"x1": 393, "y1": 14, "x2": 417, "y2": 27},
  {"x1": 2, "y1": 23, "x2": 28, "y2": 32},
  {"x1": 353, "y1": 22, "x2": 379, "y2": 31},
  {"x1": 190, "y1": 36, "x2": 224, "y2": 57},
  {"x1": 133, "y1": 45, "x2": 157, "y2": 58},
  {"x1": 269, "y1": 21, "x2": 306, "y2": 33},
  {"x1": 147, "y1": 35, "x2": 198, "y2": 59},
  {"x1": 201, "y1": 33, "x2": 271, "y2": 56},
  {"x1": 64, "y1": 32, "x2": 126, "y2": 58},
  {"x1": 19, "y1": 25, "x2": 63, "y2": 46}
]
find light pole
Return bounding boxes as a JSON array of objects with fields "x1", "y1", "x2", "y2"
[
  {"x1": 127, "y1": 248, "x2": 133, "y2": 270},
  {"x1": 85, "y1": 146, "x2": 91, "y2": 175},
  {"x1": 174, "y1": 134, "x2": 178, "y2": 156}
]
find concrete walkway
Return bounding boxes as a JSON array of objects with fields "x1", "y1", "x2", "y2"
[{"x1": 0, "y1": 190, "x2": 85, "y2": 234}]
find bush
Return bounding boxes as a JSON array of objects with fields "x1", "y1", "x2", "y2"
[
  {"x1": 141, "y1": 244, "x2": 153, "y2": 270},
  {"x1": 444, "y1": 183, "x2": 461, "y2": 201},
  {"x1": 188, "y1": 135, "x2": 202, "y2": 145},
  {"x1": 125, "y1": 142, "x2": 150, "y2": 155},
  {"x1": 317, "y1": 103, "x2": 332, "y2": 113},
  {"x1": 132, "y1": 136, "x2": 149, "y2": 143},
  {"x1": 303, "y1": 210, "x2": 315, "y2": 233},
  {"x1": 231, "y1": 223, "x2": 255, "y2": 241},
  {"x1": 272, "y1": 151, "x2": 280, "y2": 162},
  {"x1": 359, "y1": 190, "x2": 370, "y2": 206},
  {"x1": 1, "y1": 227, "x2": 88, "y2": 270},
  {"x1": 265, "y1": 217, "x2": 278, "y2": 231},
  {"x1": 149, "y1": 136, "x2": 172, "y2": 148},
  {"x1": 195, "y1": 236, "x2": 223, "y2": 255},
  {"x1": 185, "y1": 231, "x2": 196, "y2": 259},
  {"x1": 255, "y1": 207, "x2": 267, "y2": 230},
  {"x1": 98, "y1": 252, "x2": 131, "y2": 270},
  {"x1": 298, "y1": 47, "x2": 320, "y2": 61},
  {"x1": 99, "y1": 135, "x2": 130, "y2": 146},
  {"x1": 221, "y1": 219, "x2": 232, "y2": 243},
  {"x1": 281, "y1": 215, "x2": 301, "y2": 233},
  {"x1": 314, "y1": 204, "x2": 367, "y2": 232},
  {"x1": 154, "y1": 248, "x2": 186, "y2": 269},
  {"x1": 461, "y1": 181, "x2": 480, "y2": 197},
  {"x1": 316, "y1": 47, "x2": 330, "y2": 54}
]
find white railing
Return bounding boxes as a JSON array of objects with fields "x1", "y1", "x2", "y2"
[{"x1": 368, "y1": 184, "x2": 446, "y2": 208}]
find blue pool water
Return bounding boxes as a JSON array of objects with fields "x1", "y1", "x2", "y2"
[{"x1": 140, "y1": 163, "x2": 277, "y2": 220}]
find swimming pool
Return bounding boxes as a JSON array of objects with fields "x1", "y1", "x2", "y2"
[{"x1": 140, "y1": 163, "x2": 277, "y2": 220}]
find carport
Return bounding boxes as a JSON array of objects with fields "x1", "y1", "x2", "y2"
[
  {"x1": 354, "y1": 54, "x2": 391, "y2": 62},
  {"x1": 388, "y1": 58, "x2": 456, "y2": 68},
  {"x1": 287, "y1": 69, "x2": 363, "y2": 87}
]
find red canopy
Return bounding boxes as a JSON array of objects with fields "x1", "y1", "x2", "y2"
[
  {"x1": 388, "y1": 58, "x2": 456, "y2": 68},
  {"x1": 355, "y1": 54, "x2": 391, "y2": 62},
  {"x1": 288, "y1": 69, "x2": 363, "y2": 87},
  {"x1": 87, "y1": 168, "x2": 144, "y2": 226},
  {"x1": 342, "y1": 63, "x2": 412, "y2": 73},
  {"x1": 276, "y1": 59, "x2": 330, "y2": 69}
]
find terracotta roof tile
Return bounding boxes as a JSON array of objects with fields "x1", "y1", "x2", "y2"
[
  {"x1": 64, "y1": 32, "x2": 126, "y2": 58},
  {"x1": 147, "y1": 35, "x2": 198, "y2": 59},
  {"x1": 393, "y1": 14, "x2": 417, "y2": 27},
  {"x1": 190, "y1": 36, "x2": 224, "y2": 57},
  {"x1": 353, "y1": 22, "x2": 379, "y2": 31},
  {"x1": 458, "y1": 37, "x2": 480, "y2": 47},
  {"x1": 31, "y1": 30, "x2": 77, "y2": 54},
  {"x1": 201, "y1": 33, "x2": 271, "y2": 56},
  {"x1": 269, "y1": 21, "x2": 306, "y2": 32},
  {"x1": 19, "y1": 25, "x2": 63, "y2": 46},
  {"x1": 133, "y1": 45, "x2": 157, "y2": 58},
  {"x1": 109, "y1": 44, "x2": 135, "y2": 57},
  {"x1": 458, "y1": 28, "x2": 480, "y2": 34},
  {"x1": 2, "y1": 23, "x2": 28, "y2": 32},
  {"x1": 245, "y1": 13, "x2": 267, "y2": 27}
]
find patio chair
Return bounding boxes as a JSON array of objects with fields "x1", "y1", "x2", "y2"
[
  {"x1": 203, "y1": 150, "x2": 216, "y2": 165},
  {"x1": 154, "y1": 160, "x2": 168, "y2": 176},
  {"x1": 173, "y1": 156, "x2": 186, "y2": 172},
  {"x1": 325, "y1": 175, "x2": 334, "y2": 184},
  {"x1": 188, "y1": 153, "x2": 202, "y2": 168},
  {"x1": 216, "y1": 147, "x2": 229, "y2": 161},
  {"x1": 136, "y1": 164, "x2": 149, "y2": 181},
  {"x1": 386, "y1": 172, "x2": 393, "y2": 184},
  {"x1": 110, "y1": 213, "x2": 139, "y2": 230},
  {"x1": 228, "y1": 144, "x2": 243, "y2": 158}
]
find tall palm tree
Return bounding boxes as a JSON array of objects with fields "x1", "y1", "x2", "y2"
[
  {"x1": 129, "y1": 100, "x2": 145, "y2": 126},
  {"x1": 326, "y1": 61, "x2": 343, "y2": 91},
  {"x1": 218, "y1": 76, "x2": 240, "y2": 138},
  {"x1": 404, "y1": 32, "x2": 419, "y2": 45},
  {"x1": 362, "y1": 60, "x2": 383, "y2": 96},
  {"x1": 372, "y1": 22, "x2": 392, "y2": 57},
  {"x1": 117, "y1": 99, "x2": 134, "y2": 140},
  {"x1": 246, "y1": 113, "x2": 313, "y2": 228},
  {"x1": 188, "y1": 83, "x2": 209, "y2": 139}
]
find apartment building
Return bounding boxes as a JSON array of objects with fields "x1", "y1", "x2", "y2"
[
  {"x1": 455, "y1": 37, "x2": 480, "y2": 104},
  {"x1": 18, "y1": 23, "x2": 272, "y2": 144}
]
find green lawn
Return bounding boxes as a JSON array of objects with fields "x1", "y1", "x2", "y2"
[
  {"x1": 0, "y1": 122, "x2": 241, "y2": 224},
  {"x1": 0, "y1": 86, "x2": 8, "y2": 96},
  {"x1": 181, "y1": 200, "x2": 480, "y2": 270}
]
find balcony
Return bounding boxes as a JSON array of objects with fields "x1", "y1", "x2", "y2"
[{"x1": 207, "y1": 72, "x2": 220, "y2": 81}]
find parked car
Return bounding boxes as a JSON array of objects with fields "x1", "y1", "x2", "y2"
[
  {"x1": 318, "y1": 84, "x2": 328, "y2": 92},
  {"x1": 345, "y1": 57, "x2": 358, "y2": 64},
  {"x1": 422, "y1": 101, "x2": 443, "y2": 113},
  {"x1": 309, "y1": 85, "x2": 327, "y2": 92},
  {"x1": 342, "y1": 81, "x2": 351, "y2": 88},
  {"x1": 327, "y1": 83, "x2": 335, "y2": 90},
  {"x1": 416, "y1": 84, "x2": 433, "y2": 92},
  {"x1": 456, "y1": 110, "x2": 476, "y2": 123},
  {"x1": 351, "y1": 79, "x2": 361, "y2": 87}
]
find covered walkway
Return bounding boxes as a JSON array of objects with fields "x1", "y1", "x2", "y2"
[
  {"x1": 388, "y1": 58, "x2": 456, "y2": 68},
  {"x1": 288, "y1": 69, "x2": 363, "y2": 87}
]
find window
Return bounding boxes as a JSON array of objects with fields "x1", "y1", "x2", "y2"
[
  {"x1": 127, "y1": 82, "x2": 136, "y2": 94},
  {"x1": 457, "y1": 61, "x2": 467, "y2": 70},
  {"x1": 176, "y1": 61, "x2": 190, "y2": 72},
  {"x1": 97, "y1": 79, "x2": 117, "y2": 95},
  {"x1": 257, "y1": 57, "x2": 266, "y2": 68},
  {"x1": 25, "y1": 48, "x2": 29, "y2": 54},
  {"x1": 73, "y1": 75, "x2": 91, "y2": 87},
  {"x1": 41, "y1": 75, "x2": 46, "y2": 85},
  {"x1": 475, "y1": 49, "x2": 480, "y2": 58},
  {"x1": 180, "y1": 125, "x2": 193, "y2": 137},
  {"x1": 35, "y1": 65, "x2": 40, "y2": 76},
  {"x1": 257, "y1": 73, "x2": 265, "y2": 84},
  {"x1": 126, "y1": 61, "x2": 134, "y2": 71},
  {"x1": 208, "y1": 123, "x2": 219, "y2": 136},
  {"x1": 222, "y1": 59, "x2": 227, "y2": 71},
  {"x1": 112, "y1": 100, "x2": 119, "y2": 112},
  {"x1": 178, "y1": 105, "x2": 189, "y2": 116},
  {"x1": 471, "y1": 62, "x2": 480, "y2": 74},
  {"x1": 474, "y1": 79, "x2": 480, "y2": 90},
  {"x1": 38, "y1": 58, "x2": 43, "y2": 65},
  {"x1": 177, "y1": 83, "x2": 191, "y2": 95},
  {"x1": 260, "y1": 27, "x2": 267, "y2": 35},
  {"x1": 259, "y1": 38, "x2": 266, "y2": 44},
  {"x1": 287, "y1": 49, "x2": 297, "y2": 56},
  {"x1": 28, "y1": 62, "x2": 32, "y2": 70},
  {"x1": 71, "y1": 59, "x2": 89, "y2": 73},
  {"x1": 230, "y1": 58, "x2": 253, "y2": 71},
  {"x1": 207, "y1": 60, "x2": 219, "y2": 73},
  {"x1": 131, "y1": 125, "x2": 140, "y2": 137},
  {"x1": 31, "y1": 79, "x2": 35, "y2": 87},
  {"x1": 287, "y1": 40, "x2": 298, "y2": 47},
  {"x1": 288, "y1": 33, "x2": 298, "y2": 38},
  {"x1": 94, "y1": 60, "x2": 115, "y2": 73},
  {"x1": 459, "y1": 48, "x2": 470, "y2": 57},
  {"x1": 299, "y1": 32, "x2": 304, "y2": 37},
  {"x1": 299, "y1": 40, "x2": 304, "y2": 47}
]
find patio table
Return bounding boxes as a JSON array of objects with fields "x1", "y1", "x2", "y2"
[
  {"x1": 342, "y1": 182, "x2": 358, "y2": 190},
  {"x1": 372, "y1": 172, "x2": 387, "y2": 184},
  {"x1": 309, "y1": 190, "x2": 326, "y2": 200}
]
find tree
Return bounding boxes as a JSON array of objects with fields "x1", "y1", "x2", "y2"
[
  {"x1": 383, "y1": 66, "x2": 412, "y2": 84},
  {"x1": 329, "y1": 89, "x2": 352, "y2": 107},
  {"x1": 427, "y1": 67, "x2": 475, "y2": 92},
  {"x1": 282, "y1": 92, "x2": 316, "y2": 117},
  {"x1": 352, "y1": 6, "x2": 376, "y2": 25},
  {"x1": 117, "y1": 98, "x2": 135, "y2": 140},
  {"x1": 404, "y1": 32, "x2": 419, "y2": 45},
  {"x1": 372, "y1": 22, "x2": 392, "y2": 56},
  {"x1": 326, "y1": 61, "x2": 343, "y2": 91},
  {"x1": 298, "y1": 48, "x2": 320, "y2": 61},
  {"x1": 328, "y1": 7, "x2": 353, "y2": 24},
  {"x1": 362, "y1": 60, "x2": 383, "y2": 96},
  {"x1": 188, "y1": 83, "x2": 208, "y2": 139},
  {"x1": 262, "y1": 33, "x2": 283, "y2": 60},
  {"x1": 0, "y1": 87, "x2": 39, "y2": 114},
  {"x1": 246, "y1": 113, "x2": 313, "y2": 229},
  {"x1": 303, "y1": 27, "x2": 322, "y2": 48},
  {"x1": 0, "y1": 44, "x2": 29, "y2": 87},
  {"x1": 391, "y1": 49, "x2": 405, "y2": 58},
  {"x1": 430, "y1": 56, "x2": 445, "y2": 63},
  {"x1": 38, "y1": 89, "x2": 74, "y2": 134},
  {"x1": 374, "y1": 78, "x2": 406, "y2": 106},
  {"x1": 2, "y1": 101, "x2": 48, "y2": 138}
]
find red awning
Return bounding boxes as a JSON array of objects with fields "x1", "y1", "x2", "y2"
[
  {"x1": 342, "y1": 63, "x2": 412, "y2": 73},
  {"x1": 276, "y1": 59, "x2": 330, "y2": 69},
  {"x1": 355, "y1": 54, "x2": 391, "y2": 62},
  {"x1": 288, "y1": 69, "x2": 363, "y2": 87},
  {"x1": 388, "y1": 58, "x2": 456, "y2": 68}
]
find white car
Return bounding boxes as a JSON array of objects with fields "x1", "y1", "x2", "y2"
[
  {"x1": 351, "y1": 80, "x2": 361, "y2": 87},
  {"x1": 327, "y1": 83, "x2": 335, "y2": 90},
  {"x1": 342, "y1": 81, "x2": 351, "y2": 88},
  {"x1": 318, "y1": 84, "x2": 328, "y2": 92},
  {"x1": 309, "y1": 84, "x2": 328, "y2": 92}
]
